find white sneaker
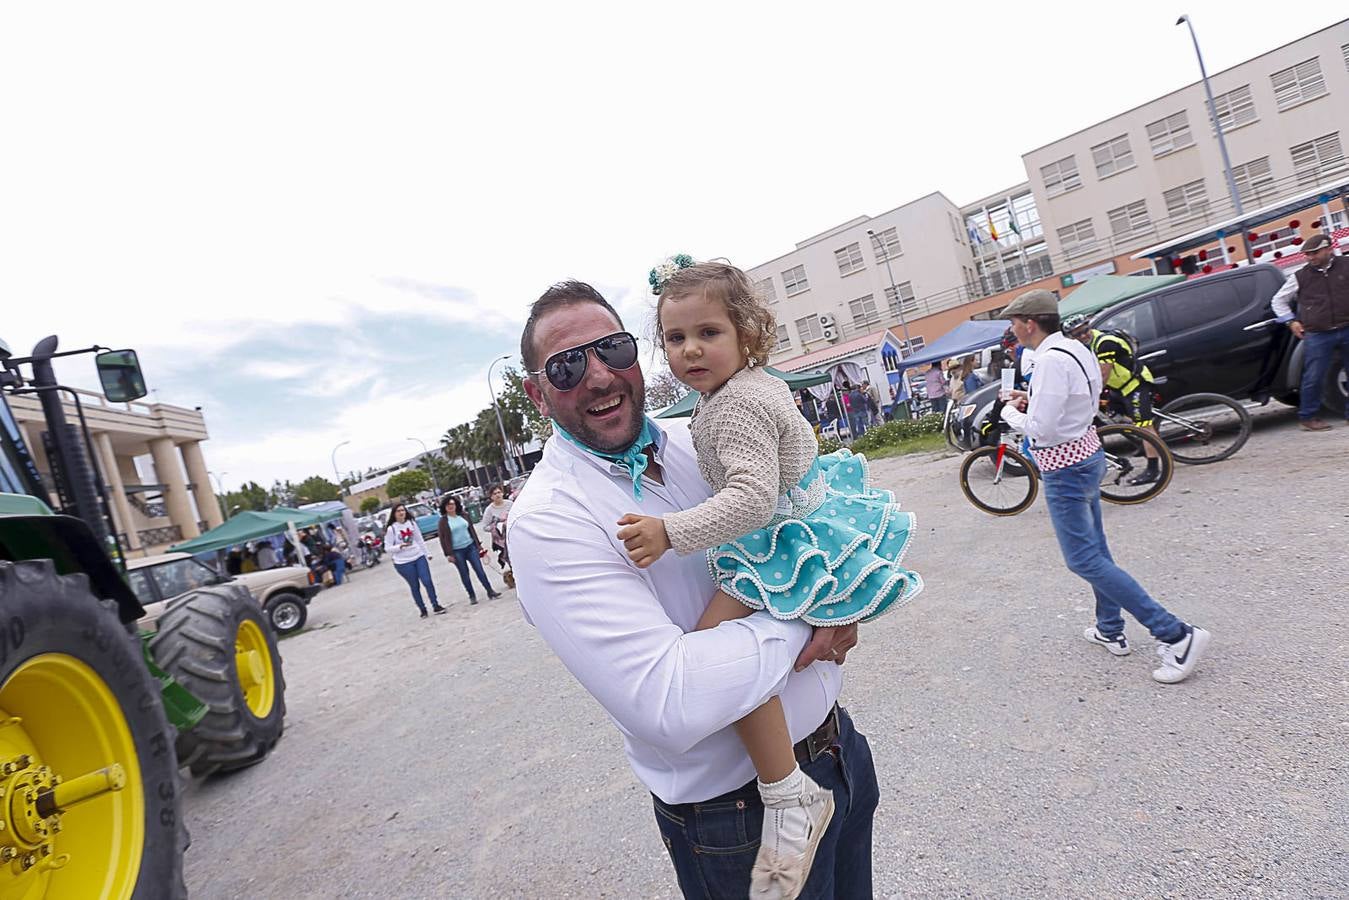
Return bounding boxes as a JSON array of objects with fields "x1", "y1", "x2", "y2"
[
  {"x1": 751, "y1": 775, "x2": 835, "y2": 900},
  {"x1": 1083, "y1": 626, "x2": 1130, "y2": 656},
  {"x1": 1153, "y1": 625, "x2": 1210, "y2": 684}
]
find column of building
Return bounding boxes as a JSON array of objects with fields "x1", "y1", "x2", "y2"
[
  {"x1": 92, "y1": 432, "x2": 143, "y2": 551},
  {"x1": 148, "y1": 437, "x2": 201, "y2": 541},
  {"x1": 179, "y1": 440, "x2": 225, "y2": 530}
]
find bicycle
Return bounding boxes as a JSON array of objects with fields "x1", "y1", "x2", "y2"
[
  {"x1": 1100, "y1": 387, "x2": 1252, "y2": 465},
  {"x1": 958, "y1": 423, "x2": 1174, "y2": 516}
]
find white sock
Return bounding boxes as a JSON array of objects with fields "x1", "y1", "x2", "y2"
[{"x1": 758, "y1": 765, "x2": 807, "y2": 803}]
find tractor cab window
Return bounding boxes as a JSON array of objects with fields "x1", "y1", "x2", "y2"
[
  {"x1": 148, "y1": 558, "x2": 221, "y2": 601},
  {"x1": 127, "y1": 568, "x2": 159, "y2": 607}
]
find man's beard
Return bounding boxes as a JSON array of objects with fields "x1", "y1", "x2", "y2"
[{"x1": 554, "y1": 381, "x2": 645, "y2": 453}]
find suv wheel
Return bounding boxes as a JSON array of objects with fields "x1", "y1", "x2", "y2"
[
  {"x1": 264, "y1": 592, "x2": 308, "y2": 636},
  {"x1": 1324, "y1": 359, "x2": 1348, "y2": 415}
]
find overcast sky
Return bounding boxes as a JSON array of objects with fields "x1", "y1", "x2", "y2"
[{"x1": 3, "y1": 2, "x2": 1342, "y2": 490}]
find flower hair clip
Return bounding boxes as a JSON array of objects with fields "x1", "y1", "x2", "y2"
[{"x1": 649, "y1": 254, "x2": 696, "y2": 295}]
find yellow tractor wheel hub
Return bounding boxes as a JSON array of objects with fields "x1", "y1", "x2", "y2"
[
  {"x1": 0, "y1": 653, "x2": 143, "y2": 900},
  {"x1": 235, "y1": 619, "x2": 275, "y2": 719}
]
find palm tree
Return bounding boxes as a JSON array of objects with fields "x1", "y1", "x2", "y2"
[{"x1": 441, "y1": 424, "x2": 478, "y2": 490}]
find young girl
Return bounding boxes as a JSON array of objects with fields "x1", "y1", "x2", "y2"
[
  {"x1": 384, "y1": 504, "x2": 445, "y2": 618},
  {"x1": 617, "y1": 257, "x2": 922, "y2": 897}
]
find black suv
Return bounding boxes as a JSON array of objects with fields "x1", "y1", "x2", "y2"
[{"x1": 948, "y1": 262, "x2": 1346, "y2": 450}]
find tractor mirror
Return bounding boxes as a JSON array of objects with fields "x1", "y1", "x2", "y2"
[{"x1": 95, "y1": 349, "x2": 148, "y2": 403}]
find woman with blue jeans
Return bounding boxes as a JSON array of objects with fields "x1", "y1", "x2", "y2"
[
  {"x1": 384, "y1": 503, "x2": 445, "y2": 618},
  {"x1": 437, "y1": 495, "x2": 502, "y2": 605},
  {"x1": 998, "y1": 290, "x2": 1211, "y2": 684}
]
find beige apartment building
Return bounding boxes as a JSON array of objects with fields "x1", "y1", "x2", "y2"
[
  {"x1": 765, "y1": 19, "x2": 1349, "y2": 383},
  {"x1": 1024, "y1": 19, "x2": 1349, "y2": 270},
  {"x1": 9, "y1": 389, "x2": 225, "y2": 556}
]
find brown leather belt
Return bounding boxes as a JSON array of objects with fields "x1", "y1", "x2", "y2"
[{"x1": 793, "y1": 704, "x2": 840, "y2": 764}]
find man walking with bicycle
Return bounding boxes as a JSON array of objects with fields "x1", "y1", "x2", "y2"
[
  {"x1": 999, "y1": 290, "x2": 1210, "y2": 684},
  {"x1": 1062, "y1": 314, "x2": 1162, "y2": 485}
]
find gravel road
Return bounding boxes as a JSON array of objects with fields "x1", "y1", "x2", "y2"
[{"x1": 184, "y1": 404, "x2": 1348, "y2": 899}]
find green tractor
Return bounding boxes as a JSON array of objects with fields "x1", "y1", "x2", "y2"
[{"x1": 0, "y1": 336, "x2": 287, "y2": 898}]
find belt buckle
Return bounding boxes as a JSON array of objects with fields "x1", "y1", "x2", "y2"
[{"x1": 805, "y1": 706, "x2": 839, "y2": 762}]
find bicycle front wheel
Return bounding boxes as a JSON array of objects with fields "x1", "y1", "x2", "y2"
[
  {"x1": 1096, "y1": 424, "x2": 1174, "y2": 504},
  {"x1": 959, "y1": 444, "x2": 1038, "y2": 516},
  {"x1": 1156, "y1": 392, "x2": 1251, "y2": 464}
]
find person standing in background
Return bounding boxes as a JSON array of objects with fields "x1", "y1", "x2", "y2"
[
  {"x1": 1270, "y1": 233, "x2": 1348, "y2": 431},
  {"x1": 385, "y1": 504, "x2": 446, "y2": 618},
  {"x1": 438, "y1": 495, "x2": 503, "y2": 605},
  {"x1": 924, "y1": 362, "x2": 948, "y2": 415},
  {"x1": 256, "y1": 539, "x2": 278, "y2": 570}
]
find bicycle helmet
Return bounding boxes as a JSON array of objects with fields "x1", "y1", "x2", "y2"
[{"x1": 1061, "y1": 314, "x2": 1091, "y2": 335}]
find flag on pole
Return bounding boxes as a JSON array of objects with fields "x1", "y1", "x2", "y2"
[
  {"x1": 967, "y1": 222, "x2": 982, "y2": 244},
  {"x1": 1007, "y1": 208, "x2": 1021, "y2": 235},
  {"x1": 987, "y1": 211, "x2": 999, "y2": 241}
]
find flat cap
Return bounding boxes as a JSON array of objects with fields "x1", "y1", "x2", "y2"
[
  {"x1": 1001, "y1": 289, "x2": 1059, "y2": 317},
  {"x1": 1302, "y1": 233, "x2": 1332, "y2": 253}
]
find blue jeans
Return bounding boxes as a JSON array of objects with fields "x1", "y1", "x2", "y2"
[
  {"x1": 451, "y1": 546, "x2": 495, "y2": 598},
  {"x1": 652, "y1": 707, "x2": 878, "y2": 899},
  {"x1": 847, "y1": 412, "x2": 867, "y2": 438},
  {"x1": 1041, "y1": 451, "x2": 1184, "y2": 643},
  {"x1": 1298, "y1": 325, "x2": 1349, "y2": 420},
  {"x1": 331, "y1": 557, "x2": 346, "y2": 585},
  {"x1": 393, "y1": 556, "x2": 438, "y2": 613}
]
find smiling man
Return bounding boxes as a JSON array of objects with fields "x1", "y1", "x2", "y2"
[{"x1": 508, "y1": 280, "x2": 877, "y2": 899}]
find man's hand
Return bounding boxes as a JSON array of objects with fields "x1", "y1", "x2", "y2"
[
  {"x1": 616, "y1": 514, "x2": 672, "y2": 568},
  {"x1": 1290, "y1": 321, "x2": 1305, "y2": 339},
  {"x1": 794, "y1": 623, "x2": 858, "y2": 672}
]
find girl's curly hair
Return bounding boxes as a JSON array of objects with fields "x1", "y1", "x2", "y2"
[{"x1": 655, "y1": 261, "x2": 776, "y2": 367}]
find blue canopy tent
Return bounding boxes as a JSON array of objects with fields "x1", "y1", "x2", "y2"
[{"x1": 894, "y1": 319, "x2": 1011, "y2": 374}]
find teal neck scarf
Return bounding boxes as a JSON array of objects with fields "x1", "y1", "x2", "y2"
[{"x1": 553, "y1": 416, "x2": 659, "y2": 500}]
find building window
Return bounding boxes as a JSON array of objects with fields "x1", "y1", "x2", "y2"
[
  {"x1": 1230, "y1": 156, "x2": 1276, "y2": 207},
  {"x1": 1107, "y1": 200, "x2": 1151, "y2": 239},
  {"x1": 1146, "y1": 111, "x2": 1193, "y2": 156},
  {"x1": 1091, "y1": 134, "x2": 1135, "y2": 178},
  {"x1": 1290, "y1": 132, "x2": 1346, "y2": 186},
  {"x1": 782, "y1": 264, "x2": 810, "y2": 297},
  {"x1": 1009, "y1": 192, "x2": 1042, "y2": 241},
  {"x1": 1040, "y1": 156, "x2": 1081, "y2": 197},
  {"x1": 756, "y1": 277, "x2": 778, "y2": 304},
  {"x1": 870, "y1": 227, "x2": 902, "y2": 261},
  {"x1": 794, "y1": 314, "x2": 822, "y2": 343},
  {"x1": 1271, "y1": 57, "x2": 1327, "y2": 111},
  {"x1": 834, "y1": 242, "x2": 865, "y2": 276},
  {"x1": 1343, "y1": 42, "x2": 1348, "y2": 73},
  {"x1": 949, "y1": 212, "x2": 964, "y2": 244},
  {"x1": 884, "y1": 282, "x2": 917, "y2": 317},
  {"x1": 1057, "y1": 219, "x2": 1098, "y2": 259},
  {"x1": 1024, "y1": 243, "x2": 1053, "y2": 280},
  {"x1": 1163, "y1": 179, "x2": 1210, "y2": 224},
  {"x1": 774, "y1": 323, "x2": 790, "y2": 351},
  {"x1": 849, "y1": 294, "x2": 881, "y2": 328},
  {"x1": 1209, "y1": 84, "x2": 1257, "y2": 133}
]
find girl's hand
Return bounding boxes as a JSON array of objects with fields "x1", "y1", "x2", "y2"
[{"x1": 616, "y1": 514, "x2": 672, "y2": 569}]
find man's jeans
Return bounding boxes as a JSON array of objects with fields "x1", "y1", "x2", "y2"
[
  {"x1": 331, "y1": 557, "x2": 346, "y2": 586},
  {"x1": 848, "y1": 412, "x2": 868, "y2": 439},
  {"x1": 393, "y1": 555, "x2": 438, "y2": 612},
  {"x1": 1298, "y1": 325, "x2": 1349, "y2": 420},
  {"x1": 652, "y1": 706, "x2": 878, "y2": 900},
  {"x1": 1041, "y1": 451, "x2": 1184, "y2": 643}
]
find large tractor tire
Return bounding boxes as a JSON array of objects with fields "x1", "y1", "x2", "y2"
[
  {"x1": 0, "y1": 560, "x2": 187, "y2": 900},
  {"x1": 149, "y1": 585, "x2": 286, "y2": 778}
]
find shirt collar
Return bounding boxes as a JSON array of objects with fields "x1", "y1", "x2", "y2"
[{"x1": 549, "y1": 417, "x2": 668, "y2": 499}]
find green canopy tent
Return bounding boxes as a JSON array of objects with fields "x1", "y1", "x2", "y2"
[
  {"x1": 653, "y1": 366, "x2": 833, "y2": 419},
  {"x1": 1057, "y1": 274, "x2": 1185, "y2": 320},
  {"x1": 169, "y1": 509, "x2": 327, "y2": 556}
]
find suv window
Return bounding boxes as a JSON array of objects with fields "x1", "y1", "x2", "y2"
[
  {"x1": 127, "y1": 569, "x2": 158, "y2": 607},
  {"x1": 148, "y1": 558, "x2": 221, "y2": 600},
  {"x1": 1159, "y1": 279, "x2": 1243, "y2": 333},
  {"x1": 1097, "y1": 300, "x2": 1160, "y2": 343}
]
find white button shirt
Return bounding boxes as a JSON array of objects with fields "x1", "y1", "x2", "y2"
[
  {"x1": 508, "y1": 420, "x2": 841, "y2": 804},
  {"x1": 1001, "y1": 331, "x2": 1102, "y2": 447}
]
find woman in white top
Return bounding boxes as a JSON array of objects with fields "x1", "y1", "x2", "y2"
[
  {"x1": 383, "y1": 503, "x2": 445, "y2": 618},
  {"x1": 479, "y1": 484, "x2": 513, "y2": 574}
]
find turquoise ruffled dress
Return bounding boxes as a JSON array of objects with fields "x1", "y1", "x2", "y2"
[{"x1": 710, "y1": 448, "x2": 923, "y2": 626}]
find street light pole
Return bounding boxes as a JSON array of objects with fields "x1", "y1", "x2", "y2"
[
  {"x1": 331, "y1": 440, "x2": 350, "y2": 498},
  {"x1": 407, "y1": 437, "x2": 441, "y2": 496},
  {"x1": 868, "y1": 229, "x2": 915, "y2": 353},
  {"x1": 488, "y1": 354, "x2": 520, "y2": 479},
  {"x1": 1177, "y1": 15, "x2": 1244, "y2": 219},
  {"x1": 208, "y1": 470, "x2": 229, "y2": 520}
]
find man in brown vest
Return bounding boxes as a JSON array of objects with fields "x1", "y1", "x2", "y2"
[{"x1": 1271, "y1": 233, "x2": 1349, "y2": 431}]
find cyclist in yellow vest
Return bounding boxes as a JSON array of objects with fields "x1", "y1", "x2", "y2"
[{"x1": 1062, "y1": 314, "x2": 1161, "y2": 485}]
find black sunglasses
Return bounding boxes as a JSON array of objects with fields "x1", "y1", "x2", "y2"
[{"x1": 530, "y1": 331, "x2": 639, "y2": 391}]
